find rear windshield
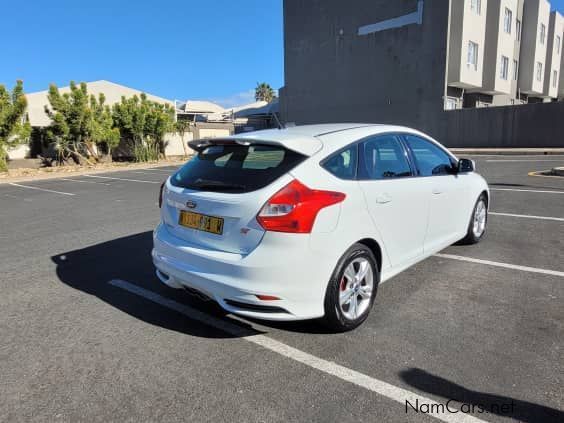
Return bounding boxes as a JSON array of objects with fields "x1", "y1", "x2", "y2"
[{"x1": 170, "y1": 143, "x2": 306, "y2": 193}]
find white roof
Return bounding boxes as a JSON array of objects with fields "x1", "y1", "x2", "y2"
[
  {"x1": 219, "y1": 124, "x2": 440, "y2": 156},
  {"x1": 178, "y1": 100, "x2": 225, "y2": 114},
  {"x1": 232, "y1": 99, "x2": 279, "y2": 118},
  {"x1": 26, "y1": 80, "x2": 173, "y2": 127}
]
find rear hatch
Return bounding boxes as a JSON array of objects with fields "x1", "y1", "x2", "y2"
[{"x1": 162, "y1": 140, "x2": 308, "y2": 254}]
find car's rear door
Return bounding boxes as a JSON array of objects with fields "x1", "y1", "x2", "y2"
[
  {"x1": 402, "y1": 134, "x2": 468, "y2": 252},
  {"x1": 357, "y1": 134, "x2": 428, "y2": 268}
]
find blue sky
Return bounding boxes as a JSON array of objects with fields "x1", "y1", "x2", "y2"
[
  {"x1": 1, "y1": 0, "x2": 563, "y2": 107},
  {"x1": 0, "y1": 0, "x2": 283, "y2": 107}
]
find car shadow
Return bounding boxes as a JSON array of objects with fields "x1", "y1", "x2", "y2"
[
  {"x1": 51, "y1": 231, "x2": 262, "y2": 339},
  {"x1": 399, "y1": 368, "x2": 564, "y2": 423}
]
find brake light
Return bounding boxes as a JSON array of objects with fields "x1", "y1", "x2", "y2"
[
  {"x1": 257, "y1": 179, "x2": 345, "y2": 233},
  {"x1": 158, "y1": 181, "x2": 165, "y2": 208}
]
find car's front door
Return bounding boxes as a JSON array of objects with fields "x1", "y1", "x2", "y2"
[
  {"x1": 402, "y1": 134, "x2": 467, "y2": 253},
  {"x1": 357, "y1": 134, "x2": 428, "y2": 268}
]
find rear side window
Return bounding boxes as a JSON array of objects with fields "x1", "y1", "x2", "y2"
[
  {"x1": 358, "y1": 135, "x2": 412, "y2": 180},
  {"x1": 403, "y1": 135, "x2": 455, "y2": 176},
  {"x1": 321, "y1": 145, "x2": 358, "y2": 180},
  {"x1": 171, "y1": 144, "x2": 306, "y2": 193}
]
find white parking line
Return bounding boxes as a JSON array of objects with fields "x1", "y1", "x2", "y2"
[
  {"x1": 84, "y1": 175, "x2": 161, "y2": 184},
  {"x1": 137, "y1": 168, "x2": 177, "y2": 173},
  {"x1": 490, "y1": 212, "x2": 564, "y2": 222},
  {"x1": 108, "y1": 279, "x2": 487, "y2": 423},
  {"x1": 435, "y1": 254, "x2": 564, "y2": 278},
  {"x1": 129, "y1": 171, "x2": 169, "y2": 176},
  {"x1": 8, "y1": 183, "x2": 75, "y2": 196},
  {"x1": 60, "y1": 178, "x2": 111, "y2": 186},
  {"x1": 490, "y1": 188, "x2": 564, "y2": 194},
  {"x1": 486, "y1": 159, "x2": 564, "y2": 162}
]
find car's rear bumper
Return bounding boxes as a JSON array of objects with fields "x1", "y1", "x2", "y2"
[{"x1": 152, "y1": 223, "x2": 335, "y2": 321}]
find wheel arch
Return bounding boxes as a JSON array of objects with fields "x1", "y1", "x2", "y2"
[
  {"x1": 356, "y1": 238, "x2": 382, "y2": 273},
  {"x1": 481, "y1": 190, "x2": 489, "y2": 207}
]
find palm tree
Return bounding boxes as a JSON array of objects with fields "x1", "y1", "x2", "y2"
[{"x1": 255, "y1": 82, "x2": 276, "y2": 103}]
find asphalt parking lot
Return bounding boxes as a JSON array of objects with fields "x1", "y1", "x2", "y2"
[{"x1": 1, "y1": 156, "x2": 563, "y2": 423}]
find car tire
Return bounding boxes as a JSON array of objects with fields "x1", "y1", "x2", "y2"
[
  {"x1": 459, "y1": 193, "x2": 488, "y2": 245},
  {"x1": 322, "y1": 243, "x2": 379, "y2": 332}
]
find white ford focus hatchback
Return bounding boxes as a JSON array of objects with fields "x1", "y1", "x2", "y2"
[{"x1": 153, "y1": 124, "x2": 489, "y2": 331}]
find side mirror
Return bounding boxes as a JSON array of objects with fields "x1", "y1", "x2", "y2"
[{"x1": 457, "y1": 158, "x2": 475, "y2": 173}]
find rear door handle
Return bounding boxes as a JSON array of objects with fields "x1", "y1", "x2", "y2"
[
  {"x1": 376, "y1": 194, "x2": 392, "y2": 204},
  {"x1": 432, "y1": 188, "x2": 443, "y2": 195}
]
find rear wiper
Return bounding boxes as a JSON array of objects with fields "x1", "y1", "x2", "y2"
[{"x1": 192, "y1": 179, "x2": 246, "y2": 191}]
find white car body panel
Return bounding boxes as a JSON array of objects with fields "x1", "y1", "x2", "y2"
[{"x1": 152, "y1": 124, "x2": 489, "y2": 321}]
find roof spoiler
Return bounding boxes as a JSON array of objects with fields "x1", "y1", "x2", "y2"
[{"x1": 188, "y1": 138, "x2": 251, "y2": 152}]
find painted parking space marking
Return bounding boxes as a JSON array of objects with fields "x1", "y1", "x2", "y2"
[
  {"x1": 8, "y1": 183, "x2": 75, "y2": 196},
  {"x1": 137, "y1": 168, "x2": 178, "y2": 173},
  {"x1": 84, "y1": 175, "x2": 161, "y2": 184},
  {"x1": 435, "y1": 254, "x2": 564, "y2": 278},
  {"x1": 486, "y1": 159, "x2": 564, "y2": 163},
  {"x1": 109, "y1": 279, "x2": 488, "y2": 423},
  {"x1": 129, "y1": 171, "x2": 169, "y2": 177},
  {"x1": 60, "y1": 178, "x2": 111, "y2": 186},
  {"x1": 490, "y1": 212, "x2": 564, "y2": 222},
  {"x1": 490, "y1": 188, "x2": 564, "y2": 194}
]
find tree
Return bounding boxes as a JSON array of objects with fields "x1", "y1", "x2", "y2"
[
  {"x1": 0, "y1": 80, "x2": 30, "y2": 171},
  {"x1": 45, "y1": 81, "x2": 92, "y2": 164},
  {"x1": 112, "y1": 94, "x2": 175, "y2": 162},
  {"x1": 89, "y1": 93, "x2": 120, "y2": 158},
  {"x1": 45, "y1": 81, "x2": 119, "y2": 164},
  {"x1": 44, "y1": 82, "x2": 122, "y2": 164},
  {"x1": 255, "y1": 82, "x2": 276, "y2": 103},
  {"x1": 174, "y1": 118, "x2": 191, "y2": 157}
]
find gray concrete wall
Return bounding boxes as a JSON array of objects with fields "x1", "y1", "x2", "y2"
[
  {"x1": 281, "y1": 0, "x2": 563, "y2": 148},
  {"x1": 441, "y1": 101, "x2": 564, "y2": 147},
  {"x1": 281, "y1": 0, "x2": 451, "y2": 137}
]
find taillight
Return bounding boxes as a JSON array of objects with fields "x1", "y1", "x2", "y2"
[
  {"x1": 158, "y1": 181, "x2": 165, "y2": 208},
  {"x1": 257, "y1": 179, "x2": 346, "y2": 233}
]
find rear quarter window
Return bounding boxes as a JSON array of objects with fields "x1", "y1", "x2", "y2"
[
  {"x1": 170, "y1": 144, "x2": 305, "y2": 193},
  {"x1": 321, "y1": 145, "x2": 358, "y2": 180}
]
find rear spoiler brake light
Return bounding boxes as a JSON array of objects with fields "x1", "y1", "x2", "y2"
[{"x1": 188, "y1": 138, "x2": 251, "y2": 152}]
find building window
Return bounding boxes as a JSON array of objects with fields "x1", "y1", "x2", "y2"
[
  {"x1": 553, "y1": 70, "x2": 558, "y2": 88},
  {"x1": 557, "y1": 35, "x2": 561, "y2": 54},
  {"x1": 504, "y1": 8, "x2": 512, "y2": 34},
  {"x1": 470, "y1": 0, "x2": 481, "y2": 14},
  {"x1": 513, "y1": 60, "x2": 519, "y2": 81},
  {"x1": 540, "y1": 24, "x2": 546, "y2": 44},
  {"x1": 445, "y1": 97, "x2": 458, "y2": 110},
  {"x1": 467, "y1": 41, "x2": 479, "y2": 70},
  {"x1": 500, "y1": 56, "x2": 509, "y2": 80},
  {"x1": 536, "y1": 62, "x2": 543, "y2": 81},
  {"x1": 516, "y1": 20, "x2": 521, "y2": 41}
]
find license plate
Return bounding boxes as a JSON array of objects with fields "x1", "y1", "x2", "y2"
[{"x1": 178, "y1": 210, "x2": 224, "y2": 235}]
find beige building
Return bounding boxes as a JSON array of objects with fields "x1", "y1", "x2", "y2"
[
  {"x1": 543, "y1": 11, "x2": 564, "y2": 98},
  {"x1": 482, "y1": 0, "x2": 524, "y2": 103},
  {"x1": 560, "y1": 42, "x2": 564, "y2": 98},
  {"x1": 447, "y1": 0, "x2": 488, "y2": 95},
  {"x1": 446, "y1": 0, "x2": 561, "y2": 108},
  {"x1": 25, "y1": 80, "x2": 174, "y2": 127},
  {"x1": 10, "y1": 80, "x2": 238, "y2": 160},
  {"x1": 518, "y1": 0, "x2": 551, "y2": 98}
]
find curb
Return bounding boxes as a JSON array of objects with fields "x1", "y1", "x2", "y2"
[
  {"x1": 0, "y1": 160, "x2": 188, "y2": 185},
  {"x1": 528, "y1": 167, "x2": 564, "y2": 178},
  {"x1": 551, "y1": 167, "x2": 564, "y2": 176}
]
